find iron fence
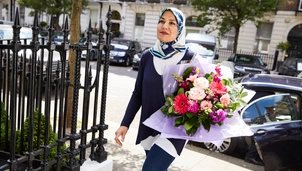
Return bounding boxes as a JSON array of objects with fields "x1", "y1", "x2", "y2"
[
  {"x1": 215, "y1": 49, "x2": 277, "y2": 71},
  {"x1": 0, "y1": 6, "x2": 113, "y2": 171}
]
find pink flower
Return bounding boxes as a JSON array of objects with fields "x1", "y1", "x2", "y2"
[
  {"x1": 215, "y1": 65, "x2": 222, "y2": 76},
  {"x1": 186, "y1": 74, "x2": 198, "y2": 82},
  {"x1": 178, "y1": 80, "x2": 190, "y2": 91},
  {"x1": 220, "y1": 94, "x2": 230, "y2": 107},
  {"x1": 209, "y1": 81, "x2": 227, "y2": 95},
  {"x1": 193, "y1": 77, "x2": 209, "y2": 90},
  {"x1": 187, "y1": 100, "x2": 199, "y2": 114},
  {"x1": 217, "y1": 109, "x2": 227, "y2": 122},
  {"x1": 173, "y1": 94, "x2": 189, "y2": 114},
  {"x1": 200, "y1": 100, "x2": 213, "y2": 110},
  {"x1": 188, "y1": 87, "x2": 206, "y2": 100},
  {"x1": 210, "y1": 109, "x2": 227, "y2": 123}
]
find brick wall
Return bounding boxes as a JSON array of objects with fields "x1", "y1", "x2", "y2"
[{"x1": 278, "y1": 0, "x2": 299, "y2": 11}]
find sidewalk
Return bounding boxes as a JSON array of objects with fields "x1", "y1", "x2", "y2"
[{"x1": 103, "y1": 120, "x2": 265, "y2": 171}]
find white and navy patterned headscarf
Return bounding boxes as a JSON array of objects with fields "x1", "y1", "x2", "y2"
[{"x1": 150, "y1": 7, "x2": 187, "y2": 59}]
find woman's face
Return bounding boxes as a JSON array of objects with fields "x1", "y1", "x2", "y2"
[{"x1": 157, "y1": 10, "x2": 178, "y2": 43}]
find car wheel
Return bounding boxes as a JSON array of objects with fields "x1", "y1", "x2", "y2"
[
  {"x1": 203, "y1": 137, "x2": 238, "y2": 154},
  {"x1": 124, "y1": 57, "x2": 130, "y2": 66},
  {"x1": 90, "y1": 51, "x2": 96, "y2": 60}
]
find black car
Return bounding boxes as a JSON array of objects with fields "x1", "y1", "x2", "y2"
[
  {"x1": 203, "y1": 74, "x2": 302, "y2": 170},
  {"x1": 278, "y1": 57, "x2": 302, "y2": 77},
  {"x1": 228, "y1": 53, "x2": 270, "y2": 77},
  {"x1": 79, "y1": 35, "x2": 100, "y2": 60},
  {"x1": 109, "y1": 38, "x2": 142, "y2": 66},
  {"x1": 132, "y1": 47, "x2": 150, "y2": 70}
]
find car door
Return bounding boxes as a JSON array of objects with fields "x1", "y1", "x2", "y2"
[{"x1": 241, "y1": 94, "x2": 302, "y2": 171}]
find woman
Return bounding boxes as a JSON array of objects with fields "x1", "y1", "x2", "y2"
[{"x1": 114, "y1": 7, "x2": 197, "y2": 170}]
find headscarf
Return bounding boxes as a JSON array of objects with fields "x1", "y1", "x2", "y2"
[{"x1": 150, "y1": 7, "x2": 187, "y2": 59}]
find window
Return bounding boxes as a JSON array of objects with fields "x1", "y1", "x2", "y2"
[
  {"x1": 90, "y1": 10, "x2": 98, "y2": 28},
  {"x1": 219, "y1": 28, "x2": 235, "y2": 50},
  {"x1": 186, "y1": 16, "x2": 202, "y2": 27},
  {"x1": 254, "y1": 22, "x2": 273, "y2": 53},
  {"x1": 135, "y1": 13, "x2": 145, "y2": 26},
  {"x1": 134, "y1": 13, "x2": 145, "y2": 41},
  {"x1": 242, "y1": 94, "x2": 298, "y2": 125}
]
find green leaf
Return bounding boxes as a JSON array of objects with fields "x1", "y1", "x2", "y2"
[
  {"x1": 182, "y1": 66, "x2": 194, "y2": 79},
  {"x1": 174, "y1": 117, "x2": 184, "y2": 127},
  {"x1": 201, "y1": 118, "x2": 211, "y2": 132},
  {"x1": 168, "y1": 106, "x2": 173, "y2": 114},
  {"x1": 184, "y1": 117, "x2": 198, "y2": 132},
  {"x1": 186, "y1": 112, "x2": 194, "y2": 118},
  {"x1": 178, "y1": 88, "x2": 185, "y2": 95},
  {"x1": 172, "y1": 73, "x2": 183, "y2": 82}
]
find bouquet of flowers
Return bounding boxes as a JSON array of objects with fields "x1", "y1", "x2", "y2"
[
  {"x1": 143, "y1": 58, "x2": 254, "y2": 145},
  {"x1": 161, "y1": 64, "x2": 248, "y2": 136}
]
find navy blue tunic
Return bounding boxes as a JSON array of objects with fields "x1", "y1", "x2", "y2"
[{"x1": 121, "y1": 49, "x2": 195, "y2": 155}]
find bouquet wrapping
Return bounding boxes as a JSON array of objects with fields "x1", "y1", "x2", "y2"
[{"x1": 143, "y1": 58, "x2": 255, "y2": 147}]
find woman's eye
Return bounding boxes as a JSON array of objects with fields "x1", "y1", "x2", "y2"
[
  {"x1": 170, "y1": 22, "x2": 176, "y2": 25},
  {"x1": 158, "y1": 20, "x2": 164, "y2": 24}
]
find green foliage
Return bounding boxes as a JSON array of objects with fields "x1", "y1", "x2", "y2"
[
  {"x1": 277, "y1": 41, "x2": 291, "y2": 51},
  {"x1": 188, "y1": 0, "x2": 282, "y2": 53},
  {"x1": 40, "y1": 21, "x2": 47, "y2": 28},
  {"x1": 0, "y1": 101, "x2": 8, "y2": 150},
  {"x1": 17, "y1": 109, "x2": 66, "y2": 163},
  {"x1": 17, "y1": 0, "x2": 89, "y2": 29}
]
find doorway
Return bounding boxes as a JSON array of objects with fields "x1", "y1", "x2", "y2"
[{"x1": 287, "y1": 24, "x2": 302, "y2": 58}]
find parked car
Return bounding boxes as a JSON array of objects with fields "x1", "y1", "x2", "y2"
[
  {"x1": 228, "y1": 53, "x2": 270, "y2": 77},
  {"x1": 79, "y1": 35, "x2": 100, "y2": 60},
  {"x1": 109, "y1": 38, "x2": 142, "y2": 66},
  {"x1": 0, "y1": 25, "x2": 65, "y2": 89},
  {"x1": 203, "y1": 74, "x2": 302, "y2": 170},
  {"x1": 185, "y1": 33, "x2": 219, "y2": 63},
  {"x1": 278, "y1": 57, "x2": 302, "y2": 77},
  {"x1": 132, "y1": 47, "x2": 150, "y2": 70}
]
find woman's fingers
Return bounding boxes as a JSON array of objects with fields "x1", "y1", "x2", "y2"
[{"x1": 114, "y1": 126, "x2": 128, "y2": 146}]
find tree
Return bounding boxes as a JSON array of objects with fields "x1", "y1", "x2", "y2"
[
  {"x1": 189, "y1": 0, "x2": 281, "y2": 53},
  {"x1": 66, "y1": 0, "x2": 82, "y2": 129},
  {"x1": 17, "y1": 0, "x2": 88, "y2": 30}
]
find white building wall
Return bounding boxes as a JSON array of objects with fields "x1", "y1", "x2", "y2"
[
  {"x1": 237, "y1": 21, "x2": 257, "y2": 53},
  {"x1": 143, "y1": 11, "x2": 159, "y2": 48},
  {"x1": 15, "y1": 1, "x2": 302, "y2": 62},
  {"x1": 123, "y1": 7, "x2": 135, "y2": 40}
]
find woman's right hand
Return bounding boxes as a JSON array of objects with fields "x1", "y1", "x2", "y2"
[{"x1": 114, "y1": 126, "x2": 128, "y2": 146}]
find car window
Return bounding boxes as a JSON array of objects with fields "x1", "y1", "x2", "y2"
[
  {"x1": 235, "y1": 55, "x2": 263, "y2": 65},
  {"x1": 186, "y1": 43, "x2": 214, "y2": 56},
  {"x1": 134, "y1": 42, "x2": 142, "y2": 52},
  {"x1": 112, "y1": 43, "x2": 127, "y2": 50},
  {"x1": 111, "y1": 39, "x2": 130, "y2": 46},
  {"x1": 242, "y1": 94, "x2": 298, "y2": 125}
]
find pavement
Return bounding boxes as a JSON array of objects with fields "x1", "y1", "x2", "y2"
[{"x1": 103, "y1": 120, "x2": 265, "y2": 171}]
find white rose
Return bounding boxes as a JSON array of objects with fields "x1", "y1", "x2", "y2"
[
  {"x1": 193, "y1": 77, "x2": 209, "y2": 90},
  {"x1": 188, "y1": 87, "x2": 206, "y2": 100}
]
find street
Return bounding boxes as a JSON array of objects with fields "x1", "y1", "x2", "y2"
[{"x1": 83, "y1": 61, "x2": 264, "y2": 171}]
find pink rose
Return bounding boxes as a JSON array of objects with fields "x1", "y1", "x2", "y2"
[
  {"x1": 200, "y1": 100, "x2": 213, "y2": 110},
  {"x1": 186, "y1": 74, "x2": 198, "y2": 82},
  {"x1": 220, "y1": 94, "x2": 230, "y2": 107},
  {"x1": 188, "y1": 87, "x2": 206, "y2": 100},
  {"x1": 193, "y1": 77, "x2": 209, "y2": 90}
]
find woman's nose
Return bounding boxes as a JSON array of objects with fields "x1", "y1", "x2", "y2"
[{"x1": 162, "y1": 22, "x2": 168, "y2": 29}]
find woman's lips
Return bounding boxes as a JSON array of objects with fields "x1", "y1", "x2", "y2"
[{"x1": 160, "y1": 31, "x2": 169, "y2": 35}]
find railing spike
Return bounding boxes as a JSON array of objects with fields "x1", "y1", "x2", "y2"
[{"x1": 13, "y1": 7, "x2": 20, "y2": 26}]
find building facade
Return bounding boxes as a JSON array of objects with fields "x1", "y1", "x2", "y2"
[
  {"x1": 3, "y1": 0, "x2": 302, "y2": 61},
  {"x1": 82, "y1": 0, "x2": 302, "y2": 61}
]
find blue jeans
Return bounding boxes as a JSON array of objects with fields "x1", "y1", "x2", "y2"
[{"x1": 142, "y1": 144, "x2": 175, "y2": 171}]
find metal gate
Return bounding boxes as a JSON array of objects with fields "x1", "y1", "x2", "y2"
[{"x1": 0, "y1": 6, "x2": 113, "y2": 171}]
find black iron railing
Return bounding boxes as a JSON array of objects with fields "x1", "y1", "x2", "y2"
[
  {"x1": 0, "y1": 6, "x2": 112, "y2": 171},
  {"x1": 215, "y1": 49, "x2": 276, "y2": 71}
]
